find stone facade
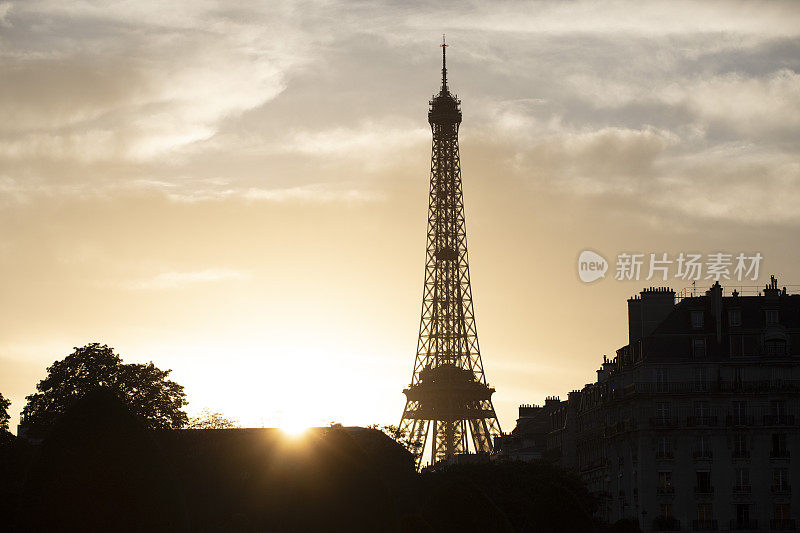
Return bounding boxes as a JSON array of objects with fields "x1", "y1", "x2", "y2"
[{"x1": 504, "y1": 277, "x2": 800, "y2": 532}]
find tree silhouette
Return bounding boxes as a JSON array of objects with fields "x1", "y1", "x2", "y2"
[
  {"x1": 187, "y1": 408, "x2": 238, "y2": 429},
  {"x1": 21, "y1": 343, "x2": 188, "y2": 436},
  {"x1": 0, "y1": 391, "x2": 9, "y2": 432}
]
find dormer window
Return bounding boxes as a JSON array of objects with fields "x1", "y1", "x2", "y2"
[
  {"x1": 728, "y1": 309, "x2": 741, "y2": 327},
  {"x1": 765, "y1": 309, "x2": 779, "y2": 326},
  {"x1": 691, "y1": 311, "x2": 704, "y2": 329}
]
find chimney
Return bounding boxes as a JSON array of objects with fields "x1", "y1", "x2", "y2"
[
  {"x1": 628, "y1": 287, "x2": 675, "y2": 344},
  {"x1": 706, "y1": 281, "x2": 723, "y2": 343},
  {"x1": 764, "y1": 275, "x2": 780, "y2": 300},
  {"x1": 518, "y1": 404, "x2": 541, "y2": 418},
  {"x1": 545, "y1": 396, "x2": 561, "y2": 407}
]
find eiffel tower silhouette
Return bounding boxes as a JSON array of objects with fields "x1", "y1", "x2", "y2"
[{"x1": 399, "y1": 37, "x2": 502, "y2": 468}]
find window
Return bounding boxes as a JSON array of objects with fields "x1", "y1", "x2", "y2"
[
  {"x1": 695, "y1": 435, "x2": 712, "y2": 458},
  {"x1": 657, "y1": 437, "x2": 672, "y2": 458},
  {"x1": 694, "y1": 367, "x2": 709, "y2": 392},
  {"x1": 654, "y1": 368, "x2": 667, "y2": 391},
  {"x1": 775, "y1": 503, "x2": 790, "y2": 521},
  {"x1": 729, "y1": 309, "x2": 741, "y2": 327},
  {"x1": 693, "y1": 338, "x2": 707, "y2": 358},
  {"x1": 732, "y1": 401, "x2": 747, "y2": 425},
  {"x1": 766, "y1": 309, "x2": 779, "y2": 325},
  {"x1": 696, "y1": 471, "x2": 712, "y2": 493},
  {"x1": 733, "y1": 367, "x2": 745, "y2": 389},
  {"x1": 693, "y1": 401, "x2": 710, "y2": 424},
  {"x1": 733, "y1": 433, "x2": 749, "y2": 458},
  {"x1": 660, "y1": 503, "x2": 673, "y2": 518},
  {"x1": 730, "y1": 335, "x2": 743, "y2": 357},
  {"x1": 656, "y1": 402, "x2": 671, "y2": 423},
  {"x1": 772, "y1": 433, "x2": 788, "y2": 458},
  {"x1": 734, "y1": 468, "x2": 750, "y2": 491},
  {"x1": 771, "y1": 400, "x2": 787, "y2": 418},
  {"x1": 658, "y1": 471, "x2": 673, "y2": 493},
  {"x1": 692, "y1": 310, "x2": 705, "y2": 329},
  {"x1": 773, "y1": 468, "x2": 789, "y2": 491},
  {"x1": 697, "y1": 503, "x2": 713, "y2": 522},
  {"x1": 735, "y1": 504, "x2": 751, "y2": 527}
]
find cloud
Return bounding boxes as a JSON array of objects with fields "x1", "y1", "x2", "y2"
[
  {"x1": 406, "y1": 0, "x2": 800, "y2": 37},
  {"x1": 124, "y1": 268, "x2": 250, "y2": 290},
  {"x1": 0, "y1": 1, "x2": 305, "y2": 163},
  {"x1": 0, "y1": 0, "x2": 798, "y2": 230},
  {"x1": 165, "y1": 183, "x2": 385, "y2": 204},
  {"x1": 661, "y1": 69, "x2": 800, "y2": 137}
]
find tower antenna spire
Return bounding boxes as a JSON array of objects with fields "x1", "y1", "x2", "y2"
[{"x1": 441, "y1": 34, "x2": 448, "y2": 93}]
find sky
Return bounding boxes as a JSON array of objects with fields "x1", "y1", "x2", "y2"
[{"x1": 1, "y1": 0, "x2": 799, "y2": 434}]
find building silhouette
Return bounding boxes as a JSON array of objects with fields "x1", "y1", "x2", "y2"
[
  {"x1": 499, "y1": 277, "x2": 800, "y2": 532},
  {"x1": 399, "y1": 38, "x2": 501, "y2": 468}
]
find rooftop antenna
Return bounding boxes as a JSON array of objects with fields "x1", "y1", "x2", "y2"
[{"x1": 441, "y1": 34, "x2": 448, "y2": 93}]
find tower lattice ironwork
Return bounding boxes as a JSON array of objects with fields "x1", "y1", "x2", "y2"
[{"x1": 399, "y1": 38, "x2": 501, "y2": 468}]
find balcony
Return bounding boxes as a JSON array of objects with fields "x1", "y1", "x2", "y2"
[
  {"x1": 764, "y1": 415, "x2": 796, "y2": 426},
  {"x1": 770, "y1": 519, "x2": 797, "y2": 531},
  {"x1": 730, "y1": 519, "x2": 758, "y2": 531},
  {"x1": 695, "y1": 486, "x2": 714, "y2": 498},
  {"x1": 631, "y1": 380, "x2": 800, "y2": 396},
  {"x1": 772, "y1": 485, "x2": 792, "y2": 494},
  {"x1": 650, "y1": 417, "x2": 679, "y2": 428},
  {"x1": 687, "y1": 415, "x2": 718, "y2": 427},
  {"x1": 770, "y1": 450, "x2": 791, "y2": 459},
  {"x1": 604, "y1": 420, "x2": 631, "y2": 436},
  {"x1": 657, "y1": 486, "x2": 676, "y2": 495},
  {"x1": 733, "y1": 484, "x2": 752, "y2": 494},
  {"x1": 693, "y1": 450, "x2": 713, "y2": 461},
  {"x1": 726, "y1": 415, "x2": 754, "y2": 427},
  {"x1": 693, "y1": 519, "x2": 718, "y2": 531},
  {"x1": 732, "y1": 450, "x2": 751, "y2": 460},
  {"x1": 653, "y1": 516, "x2": 681, "y2": 532},
  {"x1": 656, "y1": 451, "x2": 675, "y2": 461}
]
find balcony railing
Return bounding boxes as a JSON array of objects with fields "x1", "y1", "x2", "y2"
[
  {"x1": 650, "y1": 417, "x2": 679, "y2": 428},
  {"x1": 733, "y1": 484, "x2": 752, "y2": 494},
  {"x1": 657, "y1": 486, "x2": 676, "y2": 495},
  {"x1": 693, "y1": 450, "x2": 713, "y2": 460},
  {"x1": 771, "y1": 485, "x2": 792, "y2": 494},
  {"x1": 730, "y1": 519, "x2": 758, "y2": 531},
  {"x1": 693, "y1": 519, "x2": 718, "y2": 531},
  {"x1": 726, "y1": 415, "x2": 754, "y2": 427},
  {"x1": 687, "y1": 415, "x2": 718, "y2": 427},
  {"x1": 733, "y1": 450, "x2": 751, "y2": 459},
  {"x1": 631, "y1": 380, "x2": 800, "y2": 396},
  {"x1": 764, "y1": 415, "x2": 796, "y2": 426},
  {"x1": 695, "y1": 486, "x2": 714, "y2": 497},
  {"x1": 770, "y1": 450, "x2": 791, "y2": 459},
  {"x1": 770, "y1": 519, "x2": 797, "y2": 531},
  {"x1": 653, "y1": 516, "x2": 681, "y2": 532}
]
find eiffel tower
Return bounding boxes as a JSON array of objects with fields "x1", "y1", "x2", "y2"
[{"x1": 399, "y1": 37, "x2": 501, "y2": 468}]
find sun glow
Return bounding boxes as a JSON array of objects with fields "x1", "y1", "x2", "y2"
[{"x1": 280, "y1": 420, "x2": 311, "y2": 436}]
